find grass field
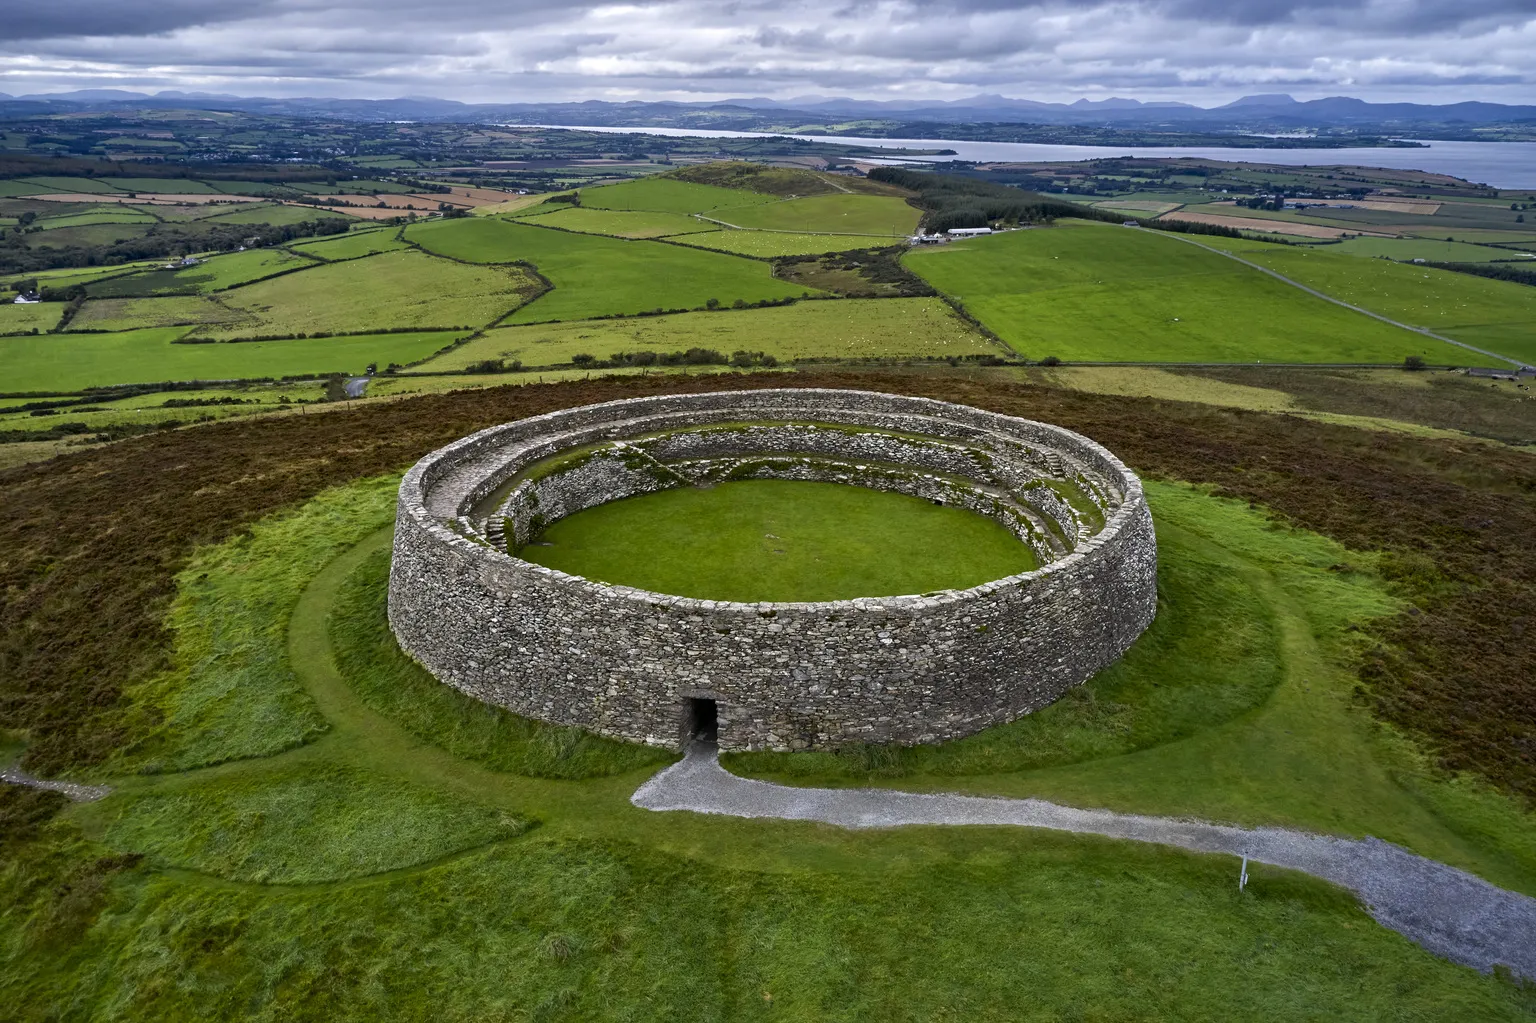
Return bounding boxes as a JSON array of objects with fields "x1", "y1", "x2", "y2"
[
  {"x1": 666, "y1": 230, "x2": 885, "y2": 257},
  {"x1": 19, "y1": 222, "x2": 153, "y2": 249},
  {"x1": 288, "y1": 229, "x2": 407, "y2": 260},
  {"x1": 83, "y1": 248, "x2": 319, "y2": 298},
  {"x1": 93, "y1": 177, "x2": 222, "y2": 194},
  {"x1": 711, "y1": 193, "x2": 920, "y2": 236},
  {"x1": 0, "y1": 383, "x2": 328, "y2": 437},
  {"x1": 405, "y1": 218, "x2": 811, "y2": 324},
  {"x1": 418, "y1": 297, "x2": 998, "y2": 370},
  {"x1": 0, "y1": 328, "x2": 466, "y2": 392},
  {"x1": 7, "y1": 471, "x2": 1533, "y2": 1018},
  {"x1": 7, "y1": 372, "x2": 1536, "y2": 1018},
  {"x1": 16, "y1": 176, "x2": 119, "y2": 193},
  {"x1": 0, "y1": 302, "x2": 62, "y2": 334},
  {"x1": 206, "y1": 249, "x2": 537, "y2": 338},
  {"x1": 903, "y1": 222, "x2": 1502, "y2": 365},
  {"x1": 200, "y1": 203, "x2": 354, "y2": 226},
  {"x1": 1203, "y1": 238, "x2": 1536, "y2": 364},
  {"x1": 2, "y1": 262, "x2": 159, "y2": 289},
  {"x1": 578, "y1": 177, "x2": 778, "y2": 214},
  {"x1": 525, "y1": 479, "x2": 1037, "y2": 601},
  {"x1": 67, "y1": 295, "x2": 249, "y2": 332},
  {"x1": 37, "y1": 209, "x2": 159, "y2": 229},
  {"x1": 530, "y1": 206, "x2": 719, "y2": 238},
  {"x1": 1324, "y1": 237, "x2": 1536, "y2": 263},
  {"x1": 0, "y1": 180, "x2": 47, "y2": 197}
]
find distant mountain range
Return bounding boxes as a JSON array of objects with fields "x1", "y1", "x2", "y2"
[{"x1": 2, "y1": 90, "x2": 1534, "y2": 131}]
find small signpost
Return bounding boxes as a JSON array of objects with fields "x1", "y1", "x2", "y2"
[{"x1": 1239, "y1": 856, "x2": 1250, "y2": 892}]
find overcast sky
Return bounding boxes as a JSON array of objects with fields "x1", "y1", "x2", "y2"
[{"x1": 2, "y1": 0, "x2": 1534, "y2": 105}]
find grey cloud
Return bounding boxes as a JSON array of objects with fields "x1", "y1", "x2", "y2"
[
  {"x1": 0, "y1": 0, "x2": 1531, "y2": 103},
  {"x1": 5, "y1": 0, "x2": 276, "y2": 40}
]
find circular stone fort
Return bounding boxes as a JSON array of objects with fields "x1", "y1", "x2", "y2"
[{"x1": 388, "y1": 389, "x2": 1158, "y2": 752}]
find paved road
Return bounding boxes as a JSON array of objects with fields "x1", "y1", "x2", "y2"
[
  {"x1": 635, "y1": 742, "x2": 1536, "y2": 978},
  {"x1": 344, "y1": 376, "x2": 371, "y2": 398}
]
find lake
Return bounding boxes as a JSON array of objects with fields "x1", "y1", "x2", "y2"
[{"x1": 516, "y1": 124, "x2": 1536, "y2": 190}]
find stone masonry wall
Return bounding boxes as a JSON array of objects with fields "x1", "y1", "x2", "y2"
[{"x1": 388, "y1": 389, "x2": 1158, "y2": 752}]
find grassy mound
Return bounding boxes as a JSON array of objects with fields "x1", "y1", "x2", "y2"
[{"x1": 522, "y1": 479, "x2": 1036, "y2": 601}]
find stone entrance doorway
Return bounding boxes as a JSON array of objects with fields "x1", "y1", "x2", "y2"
[{"x1": 686, "y1": 698, "x2": 718, "y2": 744}]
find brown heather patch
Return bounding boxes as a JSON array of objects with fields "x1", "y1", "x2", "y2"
[{"x1": 1, "y1": 371, "x2": 1532, "y2": 801}]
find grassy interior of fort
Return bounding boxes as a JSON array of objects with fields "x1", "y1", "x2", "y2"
[{"x1": 520, "y1": 478, "x2": 1037, "y2": 602}]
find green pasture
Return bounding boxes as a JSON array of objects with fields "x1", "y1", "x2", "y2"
[
  {"x1": 579, "y1": 176, "x2": 778, "y2": 214},
  {"x1": 68, "y1": 296, "x2": 249, "y2": 332},
  {"x1": 36, "y1": 209, "x2": 159, "y2": 229},
  {"x1": 405, "y1": 218, "x2": 809, "y2": 324},
  {"x1": 667, "y1": 230, "x2": 883, "y2": 257},
  {"x1": 1326, "y1": 237, "x2": 1534, "y2": 263},
  {"x1": 15, "y1": 176, "x2": 118, "y2": 193},
  {"x1": 711, "y1": 193, "x2": 920, "y2": 237},
  {"x1": 20, "y1": 222, "x2": 152, "y2": 248},
  {"x1": 207, "y1": 180, "x2": 306, "y2": 197},
  {"x1": 1, "y1": 262, "x2": 160, "y2": 289},
  {"x1": 93, "y1": 177, "x2": 222, "y2": 194},
  {"x1": 87, "y1": 248, "x2": 319, "y2": 298},
  {"x1": 295, "y1": 179, "x2": 416, "y2": 195},
  {"x1": 525, "y1": 479, "x2": 1036, "y2": 601},
  {"x1": 0, "y1": 180, "x2": 47, "y2": 197},
  {"x1": 903, "y1": 222, "x2": 1502, "y2": 365},
  {"x1": 0, "y1": 328, "x2": 465, "y2": 392},
  {"x1": 531, "y1": 206, "x2": 718, "y2": 238},
  {"x1": 419, "y1": 297, "x2": 996, "y2": 371},
  {"x1": 205, "y1": 250, "x2": 536, "y2": 339},
  {"x1": 199, "y1": 203, "x2": 354, "y2": 226},
  {"x1": 0, "y1": 302, "x2": 62, "y2": 334},
  {"x1": 0, "y1": 383, "x2": 328, "y2": 435},
  {"x1": 1410, "y1": 228, "x2": 1536, "y2": 244},
  {"x1": 289, "y1": 228, "x2": 407, "y2": 260},
  {"x1": 9, "y1": 475, "x2": 1534, "y2": 1019},
  {"x1": 1207, "y1": 237, "x2": 1536, "y2": 364},
  {"x1": 368, "y1": 366, "x2": 754, "y2": 397}
]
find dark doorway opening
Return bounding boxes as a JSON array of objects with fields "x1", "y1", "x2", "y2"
[{"x1": 687, "y1": 698, "x2": 718, "y2": 743}]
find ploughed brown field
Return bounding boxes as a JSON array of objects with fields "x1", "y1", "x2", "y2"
[{"x1": 2, "y1": 370, "x2": 1532, "y2": 809}]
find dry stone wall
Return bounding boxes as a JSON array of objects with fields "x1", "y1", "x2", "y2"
[{"x1": 389, "y1": 389, "x2": 1157, "y2": 752}]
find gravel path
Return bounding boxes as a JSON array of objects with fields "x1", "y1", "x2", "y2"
[
  {"x1": 634, "y1": 743, "x2": 1536, "y2": 978},
  {"x1": 2, "y1": 763, "x2": 111, "y2": 802}
]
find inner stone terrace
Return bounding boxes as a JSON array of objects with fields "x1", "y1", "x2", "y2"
[{"x1": 388, "y1": 389, "x2": 1158, "y2": 751}]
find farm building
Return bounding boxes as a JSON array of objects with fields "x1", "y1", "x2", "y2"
[{"x1": 947, "y1": 227, "x2": 993, "y2": 236}]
